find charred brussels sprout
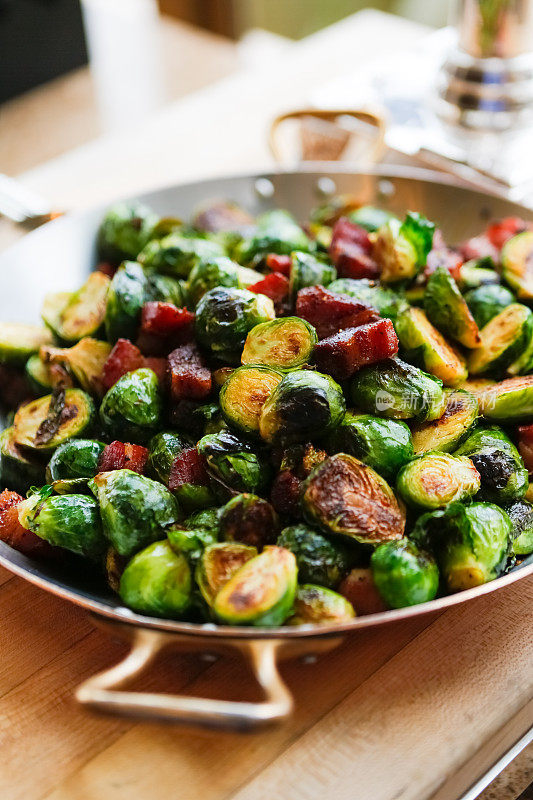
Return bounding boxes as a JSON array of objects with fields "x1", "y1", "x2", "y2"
[
  {"x1": 372, "y1": 218, "x2": 418, "y2": 284},
  {"x1": 46, "y1": 439, "x2": 105, "y2": 484},
  {"x1": 396, "y1": 452, "x2": 480, "y2": 510},
  {"x1": 349, "y1": 205, "x2": 395, "y2": 232},
  {"x1": 464, "y1": 284, "x2": 514, "y2": 329},
  {"x1": 454, "y1": 427, "x2": 528, "y2": 503},
  {"x1": 197, "y1": 430, "x2": 271, "y2": 495},
  {"x1": 327, "y1": 279, "x2": 406, "y2": 321},
  {"x1": 289, "y1": 251, "x2": 336, "y2": 296},
  {"x1": 424, "y1": 266, "x2": 481, "y2": 349},
  {"x1": 219, "y1": 366, "x2": 283, "y2": 435},
  {"x1": 411, "y1": 389, "x2": 478, "y2": 455},
  {"x1": 0, "y1": 427, "x2": 45, "y2": 492},
  {"x1": 259, "y1": 370, "x2": 345, "y2": 444},
  {"x1": 302, "y1": 454, "x2": 405, "y2": 545},
  {"x1": 477, "y1": 376, "x2": 533, "y2": 422},
  {"x1": 100, "y1": 368, "x2": 161, "y2": 442},
  {"x1": 25, "y1": 354, "x2": 64, "y2": 396},
  {"x1": 104, "y1": 261, "x2": 149, "y2": 342},
  {"x1": 395, "y1": 306, "x2": 467, "y2": 387},
  {"x1": 97, "y1": 202, "x2": 159, "y2": 262},
  {"x1": 327, "y1": 412, "x2": 413, "y2": 482},
  {"x1": 43, "y1": 272, "x2": 110, "y2": 344},
  {"x1": 187, "y1": 256, "x2": 241, "y2": 306},
  {"x1": 167, "y1": 510, "x2": 219, "y2": 563},
  {"x1": 456, "y1": 260, "x2": 500, "y2": 291},
  {"x1": 147, "y1": 431, "x2": 191, "y2": 485},
  {"x1": 40, "y1": 338, "x2": 112, "y2": 395},
  {"x1": 119, "y1": 540, "x2": 192, "y2": 618},
  {"x1": 241, "y1": 317, "x2": 317, "y2": 371},
  {"x1": 138, "y1": 233, "x2": 224, "y2": 278},
  {"x1": 0, "y1": 322, "x2": 52, "y2": 366},
  {"x1": 195, "y1": 542, "x2": 257, "y2": 606},
  {"x1": 468, "y1": 304, "x2": 533, "y2": 376},
  {"x1": 219, "y1": 493, "x2": 278, "y2": 549},
  {"x1": 370, "y1": 540, "x2": 439, "y2": 608},
  {"x1": 195, "y1": 287, "x2": 275, "y2": 362},
  {"x1": 351, "y1": 357, "x2": 445, "y2": 422},
  {"x1": 288, "y1": 585, "x2": 355, "y2": 625},
  {"x1": 501, "y1": 230, "x2": 533, "y2": 299},
  {"x1": 505, "y1": 499, "x2": 533, "y2": 556},
  {"x1": 89, "y1": 469, "x2": 180, "y2": 557},
  {"x1": 213, "y1": 546, "x2": 298, "y2": 626},
  {"x1": 236, "y1": 209, "x2": 311, "y2": 265},
  {"x1": 13, "y1": 388, "x2": 95, "y2": 452},
  {"x1": 147, "y1": 273, "x2": 188, "y2": 307},
  {"x1": 277, "y1": 524, "x2": 351, "y2": 589}
]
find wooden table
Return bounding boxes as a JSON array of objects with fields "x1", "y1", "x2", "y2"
[{"x1": 0, "y1": 10, "x2": 531, "y2": 800}]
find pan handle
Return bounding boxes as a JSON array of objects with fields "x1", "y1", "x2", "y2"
[{"x1": 75, "y1": 628, "x2": 293, "y2": 731}]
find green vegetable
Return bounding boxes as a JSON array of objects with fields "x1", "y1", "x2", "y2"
[
  {"x1": 13, "y1": 388, "x2": 95, "y2": 452},
  {"x1": 454, "y1": 426, "x2": 528, "y2": 503},
  {"x1": 501, "y1": 230, "x2": 533, "y2": 299},
  {"x1": 464, "y1": 284, "x2": 514, "y2": 329},
  {"x1": 327, "y1": 278, "x2": 406, "y2": 321},
  {"x1": 219, "y1": 493, "x2": 278, "y2": 549},
  {"x1": 46, "y1": 272, "x2": 111, "y2": 344},
  {"x1": 259, "y1": 369, "x2": 345, "y2": 444},
  {"x1": 395, "y1": 306, "x2": 467, "y2": 387},
  {"x1": 197, "y1": 430, "x2": 271, "y2": 495},
  {"x1": 187, "y1": 256, "x2": 241, "y2": 306},
  {"x1": 351, "y1": 357, "x2": 445, "y2": 422},
  {"x1": 288, "y1": 584, "x2": 355, "y2": 625},
  {"x1": 327, "y1": 412, "x2": 413, "y2": 481},
  {"x1": 40, "y1": 338, "x2": 112, "y2": 395},
  {"x1": 477, "y1": 376, "x2": 533, "y2": 422},
  {"x1": 138, "y1": 234, "x2": 224, "y2": 278},
  {"x1": 241, "y1": 317, "x2": 317, "y2": 371},
  {"x1": 348, "y1": 205, "x2": 396, "y2": 232},
  {"x1": 219, "y1": 366, "x2": 283, "y2": 436},
  {"x1": 195, "y1": 287, "x2": 275, "y2": 362},
  {"x1": 146, "y1": 273, "x2": 187, "y2": 307},
  {"x1": 89, "y1": 469, "x2": 180, "y2": 558},
  {"x1": 0, "y1": 323, "x2": 52, "y2": 366},
  {"x1": 213, "y1": 545, "x2": 298, "y2": 626},
  {"x1": 195, "y1": 542, "x2": 257, "y2": 606},
  {"x1": 289, "y1": 251, "x2": 336, "y2": 296},
  {"x1": 46, "y1": 439, "x2": 105, "y2": 483},
  {"x1": 302, "y1": 453, "x2": 405, "y2": 545},
  {"x1": 424, "y1": 266, "x2": 481, "y2": 349},
  {"x1": 372, "y1": 218, "x2": 419, "y2": 283},
  {"x1": 411, "y1": 389, "x2": 478, "y2": 455},
  {"x1": 235, "y1": 209, "x2": 310, "y2": 265},
  {"x1": 104, "y1": 261, "x2": 149, "y2": 342},
  {"x1": 277, "y1": 524, "x2": 351, "y2": 589},
  {"x1": 505, "y1": 499, "x2": 533, "y2": 556},
  {"x1": 0, "y1": 427, "x2": 45, "y2": 492},
  {"x1": 396, "y1": 452, "x2": 480, "y2": 510},
  {"x1": 25, "y1": 354, "x2": 61, "y2": 395},
  {"x1": 99, "y1": 368, "x2": 161, "y2": 443},
  {"x1": 468, "y1": 304, "x2": 533, "y2": 375},
  {"x1": 371, "y1": 540, "x2": 439, "y2": 608},
  {"x1": 97, "y1": 202, "x2": 159, "y2": 262},
  {"x1": 167, "y1": 507, "x2": 220, "y2": 562},
  {"x1": 147, "y1": 431, "x2": 191, "y2": 485},
  {"x1": 457, "y1": 260, "x2": 500, "y2": 291},
  {"x1": 119, "y1": 540, "x2": 192, "y2": 618},
  {"x1": 399, "y1": 211, "x2": 435, "y2": 267}
]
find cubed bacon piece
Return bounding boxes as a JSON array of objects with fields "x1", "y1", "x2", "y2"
[
  {"x1": 98, "y1": 441, "x2": 149, "y2": 474},
  {"x1": 265, "y1": 253, "x2": 292, "y2": 275},
  {"x1": 270, "y1": 470, "x2": 302, "y2": 517},
  {"x1": 296, "y1": 285, "x2": 378, "y2": 339},
  {"x1": 143, "y1": 356, "x2": 167, "y2": 384},
  {"x1": 248, "y1": 272, "x2": 289, "y2": 304},
  {"x1": 458, "y1": 234, "x2": 498, "y2": 263},
  {"x1": 102, "y1": 339, "x2": 145, "y2": 391},
  {"x1": 168, "y1": 447, "x2": 209, "y2": 492},
  {"x1": 425, "y1": 229, "x2": 462, "y2": 280},
  {"x1": 313, "y1": 318, "x2": 398, "y2": 379},
  {"x1": 168, "y1": 343, "x2": 212, "y2": 401},
  {"x1": 487, "y1": 217, "x2": 531, "y2": 250},
  {"x1": 329, "y1": 217, "x2": 379, "y2": 279},
  {"x1": 141, "y1": 302, "x2": 195, "y2": 340},
  {"x1": 518, "y1": 424, "x2": 533, "y2": 474},
  {"x1": 0, "y1": 489, "x2": 53, "y2": 558},
  {"x1": 96, "y1": 262, "x2": 117, "y2": 278}
]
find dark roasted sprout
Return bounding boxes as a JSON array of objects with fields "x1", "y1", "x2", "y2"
[{"x1": 1, "y1": 196, "x2": 532, "y2": 627}]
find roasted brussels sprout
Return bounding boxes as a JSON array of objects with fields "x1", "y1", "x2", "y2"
[
  {"x1": 236, "y1": 209, "x2": 310, "y2": 265},
  {"x1": 277, "y1": 523, "x2": 351, "y2": 588},
  {"x1": 370, "y1": 540, "x2": 439, "y2": 608},
  {"x1": 241, "y1": 317, "x2": 317, "y2": 371},
  {"x1": 259, "y1": 369, "x2": 345, "y2": 444},
  {"x1": 219, "y1": 493, "x2": 278, "y2": 549},
  {"x1": 25, "y1": 353, "x2": 69, "y2": 396},
  {"x1": 468, "y1": 304, "x2": 533, "y2": 376},
  {"x1": 119, "y1": 540, "x2": 192, "y2": 618},
  {"x1": 477, "y1": 376, "x2": 533, "y2": 422},
  {"x1": 501, "y1": 230, "x2": 533, "y2": 299},
  {"x1": 147, "y1": 272, "x2": 188, "y2": 307},
  {"x1": 219, "y1": 366, "x2": 283, "y2": 436},
  {"x1": 464, "y1": 284, "x2": 514, "y2": 330},
  {"x1": 43, "y1": 272, "x2": 110, "y2": 344},
  {"x1": 104, "y1": 261, "x2": 149, "y2": 342},
  {"x1": 0, "y1": 427, "x2": 45, "y2": 492},
  {"x1": 13, "y1": 388, "x2": 95, "y2": 452},
  {"x1": 89, "y1": 469, "x2": 180, "y2": 557},
  {"x1": 167, "y1": 515, "x2": 219, "y2": 563},
  {"x1": 396, "y1": 452, "x2": 480, "y2": 510},
  {"x1": 505, "y1": 498, "x2": 533, "y2": 556},
  {"x1": 456, "y1": 260, "x2": 500, "y2": 291},
  {"x1": 19, "y1": 488, "x2": 105, "y2": 560},
  {"x1": 424, "y1": 266, "x2": 481, "y2": 349},
  {"x1": 97, "y1": 202, "x2": 159, "y2": 262},
  {"x1": 411, "y1": 389, "x2": 478, "y2": 455},
  {"x1": 288, "y1": 584, "x2": 355, "y2": 625},
  {"x1": 349, "y1": 205, "x2": 396, "y2": 232},
  {"x1": 197, "y1": 430, "x2": 271, "y2": 495},
  {"x1": 289, "y1": 251, "x2": 336, "y2": 296},
  {"x1": 395, "y1": 306, "x2": 467, "y2": 387},
  {"x1": 187, "y1": 256, "x2": 241, "y2": 307},
  {"x1": 302, "y1": 454, "x2": 405, "y2": 545},
  {"x1": 372, "y1": 218, "x2": 418, "y2": 284},
  {"x1": 213, "y1": 545, "x2": 297, "y2": 626},
  {"x1": 351, "y1": 357, "x2": 445, "y2": 422},
  {"x1": 147, "y1": 431, "x2": 191, "y2": 485},
  {"x1": 195, "y1": 287, "x2": 275, "y2": 362},
  {"x1": 100, "y1": 368, "x2": 161, "y2": 443},
  {"x1": 0, "y1": 322, "x2": 52, "y2": 366},
  {"x1": 138, "y1": 233, "x2": 224, "y2": 278},
  {"x1": 411, "y1": 502, "x2": 511, "y2": 591},
  {"x1": 46, "y1": 439, "x2": 105, "y2": 484},
  {"x1": 40, "y1": 338, "x2": 112, "y2": 395},
  {"x1": 454, "y1": 427, "x2": 528, "y2": 503},
  {"x1": 327, "y1": 278, "x2": 406, "y2": 321},
  {"x1": 327, "y1": 412, "x2": 413, "y2": 481},
  {"x1": 195, "y1": 542, "x2": 257, "y2": 606}
]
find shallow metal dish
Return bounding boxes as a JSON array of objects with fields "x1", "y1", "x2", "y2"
[{"x1": 1, "y1": 166, "x2": 532, "y2": 730}]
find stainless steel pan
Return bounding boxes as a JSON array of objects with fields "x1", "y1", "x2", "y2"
[{"x1": 1, "y1": 166, "x2": 532, "y2": 731}]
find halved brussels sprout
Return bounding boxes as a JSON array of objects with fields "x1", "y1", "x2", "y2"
[
  {"x1": 370, "y1": 540, "x2": 439, "y2": 608},
  {"x1": 13, "y1": 388, "x2": 95, "y2": 452},
  {"x1": 501, "y1": 230, "x2": 533, "y2": 299},
  {"x1": 89, "y1": 469, "x2": 180, "y2": 557},
  {"x1": 424, "y1": 266, "x2": 481, "y2": 349},
  {"x1": 396, "y1": 452, "x2": 480, "y2": 510},
  {"x1": 454, "y1": 426, "x2": 528, "y2": 503},
  {"x1": 213, "y1": 545, "x2": 297, "y2": 626},
  {"x1": 104, "y1": 261, "x2": 149, "y2": 342},
  {"x1": 464, "y1": 284, "x2": 515, "y2": 330},
  {"x1": 277, "y1": 523, "x2": 351, "y2": 589},
  {"x1": 100, "y1": 368, "x2": 161, "y2": 443},
  {"x1": 219, "y1": 493, "x2": 278, "y2": 549},
  {"x1": 505, "y1": 498, "x2": 533, "y2": 556},
  {"x1": 0, "y1": 323, "x2": 52, "y2": 366},
  {"x1": 395, "y1": 306, "x2": 467, "y2": 387},
  {"x1": 259, "y1": 369, "x2": 345, "y2": 444},
  {"x1": 25, "y1": 354, "x2": 72, "y2": 396},
  {"x1": 40, "y1": 338, "x2": 112, "y2": 395},
  {"x1": 351, "y1": 357, "x2": 445, "y2": 422},
  {"x1": 289, "y1": 251, "x2": 337, "y2": 296},
  {"x1": 105, "y1": 547, "x2": 127, "y2": 593},
  {"x1": 468, "y1": 304, "x2": 533, "y2": 376},
  {"x1": 19, "y1": 488, "x2": 105, "y2": 560},
  {"x1": 327, "y1": 412, "x2": 413, "y2": 482},
  {"x1": 411, "y1": 501, "x2": 511, "y2": 592},
  {"x1": 138, "y1": 234, "x2": 224, "y2": 278},
  {"x1": 411, "y1": 389, "x2": 478, "y2": 455},
  {"x1": 46, "y1": 439, "x2": 105, "y2": 484},
  {"x1": 403, "y1": 285, "x2": 425, "y2": 306},
  {"x1": 147, "y1": 431, "x2": 191, "y2": 485},
  {"x1": 195, "y1": 287, "x2": 275, "y2": 362},
  {"x1": 119, "y1": 540, "x2": 192, "y2": 618},
  {"x1": 241, "y1": 317, "x2": 317, "y2": 371},
  {"x1": 327, "y1": 278, "x2": 406, "y2": 321},
  {"x1": 219, "y1": 365, "x2": 283, "y2": 436},
  {"x1": 187, "y1": 256, "x2": 241, "y2": 307},
  {"x1": 288, "y1": 584, "x2": 355, "y2": 625},
  {"x1": 51, "y1": 272, "x2": 111, "y2": 343},
  {"x1": 235, "y1": 209, "x2": 311, "y2": 265},
  {"x1": 372, "y1": 218, "x2": 418, "y2": 283},
  {"x1": 349, "y1": 205, "x2": 396, "y2": 232},
  {"x1": 195, "y1": 542, "x2": 257, "y2": 606},
  {"x1": 302, "y1": 454, "x2": 405, "y2": 545},
  {"x1": 456, "y1": 260, "x2": 500, "y2": 291},
  {"x1": 477, "y1": 376, "x2": 533, "y2": 422},
  {"x1": 97, "y1": 202, "x2": 159, "y2": 262},
  {"x1": 197, "y1": 430, "x2": 271, "y2": 495},
  {"x1": 167, "y1": 516, "x2": 219, "y2": 563},
  {"x1": 0, "y1": 427, "x2": 45, "y2": 492},
  {"x1": 147, "y1": 273, "x2": 188, "y2": 307},
  {"x1": 508, "y1": 327, "x2": 533, "y2": 376}
]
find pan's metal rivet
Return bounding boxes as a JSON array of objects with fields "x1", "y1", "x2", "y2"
[
  {"x1": 301, "y1": 654, "x2": 318, "y2": 665},
  {"x1": 378, "y1": 179, "x2": 395, "y2": 198},
  {"x1": 255, "y1": 178, "x2": 275, "y2": 199},
  {"x1": 316, "y1": 177, "x2": 337, "y2": 197}
]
